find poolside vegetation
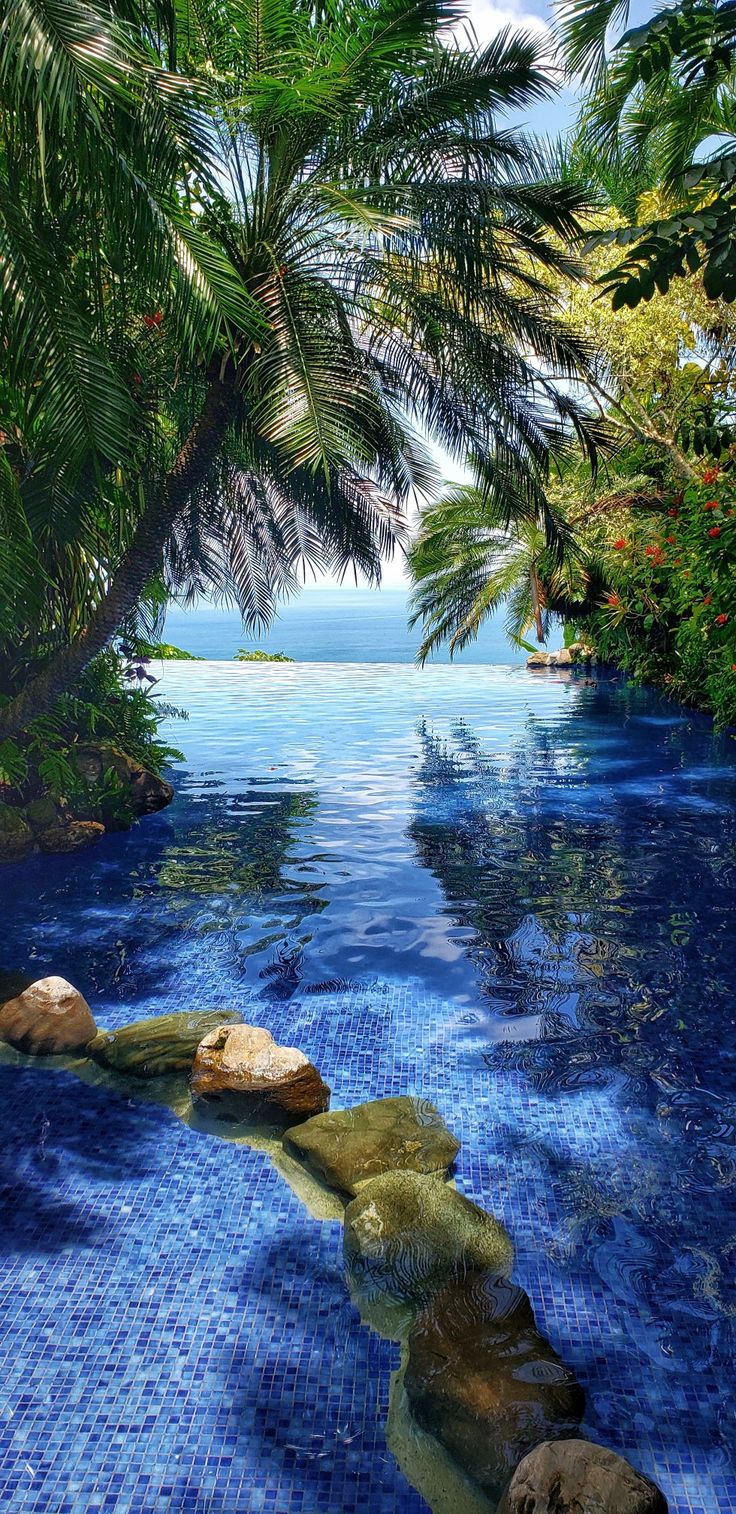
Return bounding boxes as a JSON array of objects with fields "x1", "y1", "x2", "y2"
[{"x1": 0, "y1": 0, "x2": 734, "y2": 817}]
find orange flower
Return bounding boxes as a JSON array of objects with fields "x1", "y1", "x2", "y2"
[{"x1": 703, "y1": 595, "x2": 713, "y2": 605}]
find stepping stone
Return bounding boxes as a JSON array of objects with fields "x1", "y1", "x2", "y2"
[
  {"x1": 497, "y1": 1439, "x2": 668, "y2": 1513},
  {"x1": 88, "y1": 1009, "x2": 243, "y2": 1078},
  {"x1": 0, "y1": 975, "x2": 96, "y2": 1055},
  {"x1": 283, "y1": 1094, "x2": 460, "y2": 1196},
  {"x1": 344, "y1": 1170, "x2": 513, "y2": 1300},
  {"x1": 191, "y1": 1023, "x2": 330, "y2": 1122},
  {"x1": 405, "y1": 1272, "x2": 585, "y2": 1501}
]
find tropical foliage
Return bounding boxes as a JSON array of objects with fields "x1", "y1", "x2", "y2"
[
  {"x1": 558, "y1": 0, "x2": 736, "y2": 305},
  {"x1": 0, "y1": 0, "x2": 601, "y2": 747},
  {"x1": 569, "y1": 468, "x2": 736, "y2": 726}
]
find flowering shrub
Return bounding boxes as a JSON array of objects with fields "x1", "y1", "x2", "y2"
[{"x1": 577, "y1": 468, "x2": 736, "y2": 727}]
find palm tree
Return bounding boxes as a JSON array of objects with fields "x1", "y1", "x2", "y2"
[
  {"x1": 0, "y1": 0, "x2": 598, "y2": 740},
  {"x1": 408, "y1": 482, "x2": 583, "y2": 659},
  {"x1": 557, "y1": 0, "x2": 736, "y2": 304}
]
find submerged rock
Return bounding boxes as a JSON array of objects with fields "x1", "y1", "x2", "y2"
[
  {"x1": 283, "y1": 1095, "x2": 460, "y2": 1196},
  {"x1": 0, "y1": 803, "x2": 34, "y2": 864},
  {"x1": 496, "y1": 1439, "x2": 668, "y2": 1513},
  {"x1": 191, "y1": 1023, "x2": 330, "y2": 1122},
  {"x1": 344, "y1": 1171, "x2": 513, "y2": 1300},
  {"x1": 71, "y1": 743, "x2": 174, "y2": 817},
  {"x1": 38, "y1": 820, "x2": 105, "y2": 854},
  {"x1": 0, "y1": 975, "x2": 97, "y2": 1054},
  {"x1": 88, "y1": 1008, "x2": 242, "y2": 1078},
  {"x1": 405, "y1": 1273, "x2": 584, "y2": 1501}
]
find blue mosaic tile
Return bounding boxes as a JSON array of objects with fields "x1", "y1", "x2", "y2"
[{"x1": 1, "y1": 664, "x2": 735, "y2": 1512}]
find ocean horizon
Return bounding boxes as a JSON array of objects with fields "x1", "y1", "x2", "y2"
[{"x1": 163, "y1": 587, "x2": 532, "y2": 664}]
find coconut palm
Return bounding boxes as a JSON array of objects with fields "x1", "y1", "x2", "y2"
[
  {"x1": 408, "y1": 482, "x2": 584, "y2": 659},
  {"x1": 0, "y1": 0, "x2": 600, "y2": 739}
]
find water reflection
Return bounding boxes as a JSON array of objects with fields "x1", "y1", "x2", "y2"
[{"x1": 408, "y1": 687, "x2": 736, "y2": 1485}]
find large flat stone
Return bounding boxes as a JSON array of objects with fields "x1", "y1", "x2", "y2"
[
  {"x1": 88, "y1": 1009, "x2": 242, "y2": 1078},
  {"x1": 191, "y1": 1023, "x2": 329, "y2": 1122},
  {"x1": 344, "y1": 1171, "x2": 513, "y2": 1301},
  {"x1": 497, "y1": 1439, "x2": 668, "y2": 1513},
  {"x1": 283, "y1": 1095, "x2": 460, "y2": 1196},
  {"x1": 405, "y1": 1272, "x2": 585, "y2": 1500}
]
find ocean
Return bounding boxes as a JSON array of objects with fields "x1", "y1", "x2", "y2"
[{"x1": 163, "y1": 588, "x2": 531, "y2": 663}]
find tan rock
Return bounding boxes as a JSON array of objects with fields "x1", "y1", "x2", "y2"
[
  {"x1": 526, "y1": 652, "x2": 551, "y2": 669},
  {"x1": 38, "y1": 820, "x2": 105, "y2": 854},
  {"x1": 496, "y1": 1439, "x2": 668, "y2": 1513},
  {"x1": 0, "y1": 975, "x2": 96, "y2": 1054},
  {"x1": 192, "y1": 1023, "x2": 330, "y2": 1122}
]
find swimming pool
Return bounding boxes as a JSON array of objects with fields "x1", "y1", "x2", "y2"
[{"x1": 1, "y1": 663, "x2": 734, "y2": 1512}]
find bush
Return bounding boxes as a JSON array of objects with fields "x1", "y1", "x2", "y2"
[
  {"x1": 234, "y1": 649, "x2": 294, "y2": 662},
  {"x1": 576, "y1": 465, "x2": 736, "y2": 727},
  {"x1": 0, "y1": 650, "x2": 185, "y2": 820}
]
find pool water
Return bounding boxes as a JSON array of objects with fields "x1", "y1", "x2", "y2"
[{"x1": 1, "y1": 662, "x2": 735, "y2": 1513}]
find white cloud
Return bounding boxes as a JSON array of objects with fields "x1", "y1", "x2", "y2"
[{"x1": 451, "y1": 0, "x2": 552, "y2": 48}]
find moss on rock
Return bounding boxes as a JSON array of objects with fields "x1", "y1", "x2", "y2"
[{"x1": 344, "y1": 1170, "x2": 513, "y2": 1301}]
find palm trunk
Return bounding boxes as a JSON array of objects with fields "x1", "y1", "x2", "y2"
[
  {"x1": 0, "y1": 368, "x2": 235, "y2": 744},
  {"x1": 530, "y1": 566, "x2": 545, "y2": 643}
]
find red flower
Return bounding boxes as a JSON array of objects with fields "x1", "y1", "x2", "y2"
[
  {"x1": 606, "y1": 592, "x2": 620, "y2": 607},
  {"x1": 673, "y1": 491, "x2": 684, "y2": 505},
  {"x1": 732, "y1": 664, "x2": 736, "y2": 672},
  {"x1": 715, "y1": 613, "x2": 729, "y2": 626},
  {"x1": 708, "y1": 526, "x2": 722, "y2": 538},
  {"x1": 143, "y1": 310, "x2": 162, "y2": 329},
  {"x1": 613, "y1": 538, "x2": 627, "y2": 550},
  {"x1": 645, "y1": 545, "x2": 658, "y2": 557},
  {"x1": 703, "y1": 595, "x2": 713, "y2": 606},
  {"x1": 703, "y1": 466, "x2": 720, "y2": 485},
  {"x1": 704, "y1": 500, "x2": 719, "y2": 511},
  {"x1": 666, "y1": 535, "x2": 676, "y2": 544},
  {"x1": 667, "y1": 508, "x2": 679, "y2": 518},
  {"x1": 132, "y1": 373, "x2": 142, "y2": 385}
]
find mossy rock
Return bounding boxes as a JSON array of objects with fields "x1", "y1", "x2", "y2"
[
  {"x1": 24, "y1": 796, "x2": 62, "y2": 832},
  {"x1": 283, "y1": 1095, "x2": 460, "y2": 1196},
  {"x1": 88, "y1": 1008, "x2": 243, "y2": 1078},
  {"x1": 344, "y1": 1171, "x2": 513, "y2": 1302},
  {"x1": 0, "y1": 803, "x2": 34, "y2": 863},
  {"x1": 405, "y1": 1272, "x2": 585, "y2": 1500}
]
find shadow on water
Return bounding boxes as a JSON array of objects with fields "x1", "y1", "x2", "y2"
[
  {"x1": 407, "y1": 679, "x2": 736, "y2": 1484},
  {"x1": 0, "y1": 1063, "x2": 169, "y2": 1254}
]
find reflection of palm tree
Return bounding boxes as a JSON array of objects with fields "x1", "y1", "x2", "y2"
[
  {"x1": 408, "y1": 710, "x2": 678, "y2": 1048},
  {"x1": 158, "y1": 790, "x2": 321, "y2": 903}
]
